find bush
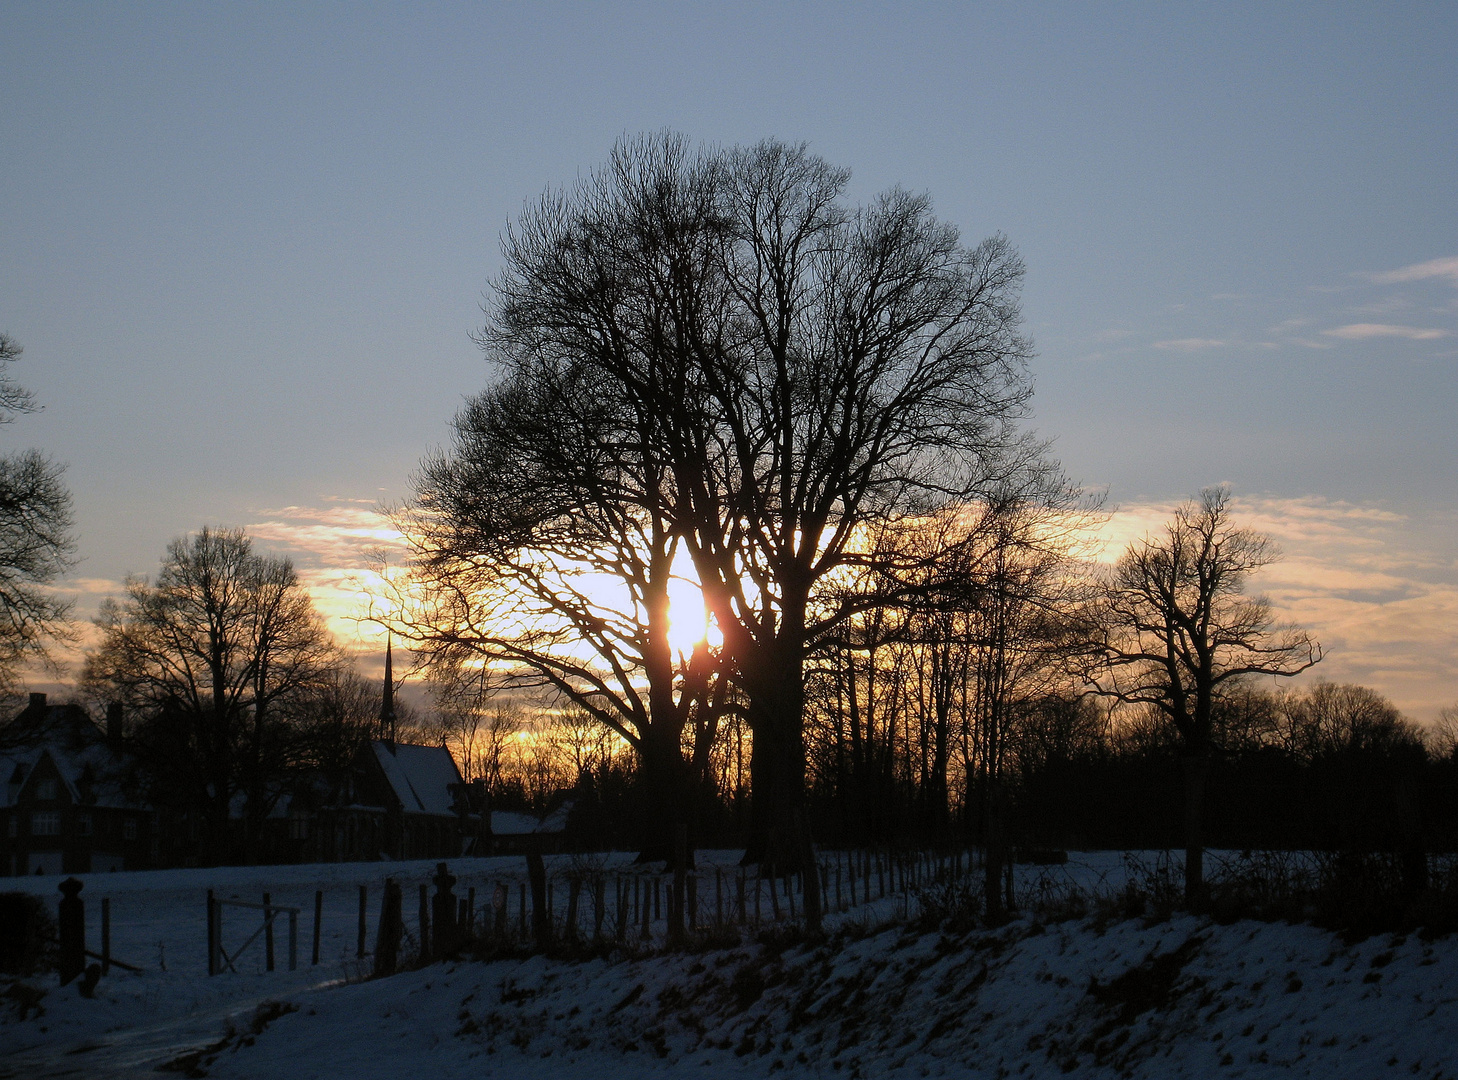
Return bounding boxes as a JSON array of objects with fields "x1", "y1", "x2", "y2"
[{"x1": 0, "y1": 893, "x2": 55, "y2": 976}]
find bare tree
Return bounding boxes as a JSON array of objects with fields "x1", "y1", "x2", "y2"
[
  {"x1": 1086, "y1": 486, "x2": 1321, "y2": 901},
  {"x1": 0, "y1": 334, "x2": 75, "y2": 693},
  {"x1": 1430, "y1": 703, "x2": 1458, "y2": 761},
  {"x1": 407, "y1": 134, "x2": 1038, "y2": 934},
  {"x1": 84, "y1": 527, "x2": 335, "y2": 862}
]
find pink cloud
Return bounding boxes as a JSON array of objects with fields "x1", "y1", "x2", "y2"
[{"x1": 1321, "y1": 323, "x2": 1448, "y2": 341}]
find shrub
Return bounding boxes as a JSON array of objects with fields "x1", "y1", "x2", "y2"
[{"x1": 0, "y1": 893, "x2": 55, "y2": 976}]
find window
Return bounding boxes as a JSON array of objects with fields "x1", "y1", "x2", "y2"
[
  {"x1": 288, "y1": 812, "x2": 309, "y2": 841},
  {"x1": 36, "y1": 778, "x2": 57, "y2": 801},
  {"x1": 31, "y1": 811, "x2": 60, "y2": 836},
  {"x1": 6, "y1": 817, "x2": 15, "y2": 839},
  {"x1": 77, "y1": 814, "x2": 92, "y2": 837},
  {"x1": 123, "y1": 818, "x2": 138, "y2": 841}
]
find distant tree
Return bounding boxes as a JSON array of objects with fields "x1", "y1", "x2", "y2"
[
  {"x1": 294, "y1": 665, "x2": 379, "y2": 797},
  {"x1": 84, "y1": 527, "x2": 335, "y2": 862},
  {"x1": 0, "y1": 334, "x2": 75, "y2": 694},
  {"x1": 1086, "y1": 486, "x2": 1321, "y2": 902},
  {"x1": 1275, "y1": 682, "x2": 1421, "y2": 762},
  {"x1": 1431, "y1": 703, "x2": 1458, "y2": 761}
]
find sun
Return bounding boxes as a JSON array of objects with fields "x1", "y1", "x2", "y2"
[{"x1": 665, "y1": 574, "x2": 709, "y2": 657}]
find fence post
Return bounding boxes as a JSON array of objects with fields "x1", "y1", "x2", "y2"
[
  {"x1": 263, "y1": 892, "x2": 275, "y2": 972},
  {"x1": 101, "y1": 897, "x2": 111, "y2": 976},
  {"x1": 288, "y1": 909, "x2": 298, "y2": 971},
  {"x1": 312, "y1": 890, "x2": 322, "y2": 966},
  {"x1": 57, "y1": 877, "x2": 85, "y2": 985},
  {"x1": 716, "y1": 868, "x2": 723, "y2": 930},
  {"x1": 373, "y1": 878, "x2": 402, "y2": 978},
  {"x1": 207, "y1": 890, "x2": 218, "y2": 976},
  {"x1": 357, "y1": 885, "x2": 367, "y2": 959},
  {"x1": 418, "y1": 884, "x2": 430, "y2": 961}
]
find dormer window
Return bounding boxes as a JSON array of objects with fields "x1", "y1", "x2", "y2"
[{"x1": 36, "y1": 778, "x2": 57, "y2": 801}]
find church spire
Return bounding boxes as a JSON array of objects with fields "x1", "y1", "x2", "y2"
[{"x1": 380, "y1": 633, "x2": 397, "y2": 750}]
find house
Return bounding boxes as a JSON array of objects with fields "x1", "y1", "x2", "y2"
[
  {"x1": 1, "y1": 695, "x2": 156, "y2": 876},
  {"x1": 486, "y1": 794, "x2": 576, "y2": 855}
]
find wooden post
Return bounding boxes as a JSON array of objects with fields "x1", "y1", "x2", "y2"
[
  {"x1": 715, "y1": 868, "x2": 724, "y2": 930},
  {"x1": 835, "y1": 859, "x2": 843, "y2": 912},
  {"x1": 263, "y1": 892, "x2": 275, "y2": 972},
  {"x1": 312, "y1": 890, "x2": 322, "y2": 966},
  {"x1": 207, "y1": 890, "x2": 218, "y2": 976},
  {"x1": 288, "y1": 909, "x2": 298, "y2": 971},
  {"x1": 616, "y1": 876, "x2": 626, "y2": 942},
  {"x1": 101, "y1": 898, "x2": 111, "y2": 976},
  {"x1": 768, "y1": 865, "x2": 780, "y2": 921},
  {"x1": 738, "y1": 870, "x2": 747, "y2": 925},
  {"x1": 688, "y1": 874, "x2": 697, "y2": 931},
  {"x1": 519, "y1": 881, "x2": 527, "y2": 938},
  {"x1": 357, "y1": 885, "x2": 367, "y2": 959},
  {"x1": 57, "y1": 878, "x2": 84, "y2": 985},
  {"x1": 466, "y1": 886, "x2": 476, "y2": 932},
  {"x1": 640, "y1": 878, "x2": 651, "y2": 940},
  {"x1": 594, "y1": 877, "x2": 606, "y2": 941},
  {"x1": 527, "y1": 851, "x2": 549, "y2": 948},
  {"x1": 418, "y1": 883, "x2": 430, "y2": 961},
  {"x1": 565, "y1": 877, "x2": 580, "y2": 942},
  {"x1": 373, "y1": 878, "x2": 402, "y2": 978}
]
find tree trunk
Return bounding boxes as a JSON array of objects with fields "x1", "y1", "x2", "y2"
[
  {"x1": 635, "y1": 723, "x2": 692, "y2": 868},
  {"x1": 1182, "y1": 753, "x2": 1209, "y2": 905},
  {"x1": 982, "y1": 773, "x2": 1005, "y2": 922}
]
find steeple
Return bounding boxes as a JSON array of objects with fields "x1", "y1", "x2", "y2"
[{"x1": 380, "y1": 633, "x2": 397, "y2": 751}]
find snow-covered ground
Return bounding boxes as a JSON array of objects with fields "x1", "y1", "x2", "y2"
[{"x1": 3, "y1": 852, "x2": 1456, "y2": 1078}]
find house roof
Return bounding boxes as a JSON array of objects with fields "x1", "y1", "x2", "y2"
[
  {"x1": 370, "y1": 741, "x2": 463, "y2": 817},
  {"x1": 2, "y1": 743, "x2": 146, "y2": 811},
  {"x1": 489, "y1": 800, "x2": 574, "y2": 836}
]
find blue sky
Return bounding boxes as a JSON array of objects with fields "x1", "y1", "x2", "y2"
[{"x1": 1, "y1": 2, "x2": 1454, "y2": 713}]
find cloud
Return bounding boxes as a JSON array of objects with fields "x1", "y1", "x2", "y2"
[
  {"x1": 1152, "y1": 338, "x2": 1226, "y2": 351},
  {"x1": 1369, "y1": 256, "x2": 1458, "y2": 288},
  {"x1": 1321, "y1": 323, "x2": 1449, "y2": 341}
]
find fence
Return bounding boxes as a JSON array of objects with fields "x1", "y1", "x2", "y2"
[{"x1": 193, "y1": 848, "x2": 983, "y2": 976}]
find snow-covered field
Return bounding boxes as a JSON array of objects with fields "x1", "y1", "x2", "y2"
[{"x1": 3, "y1": 852, "x2": 1456, "y2": 1078}]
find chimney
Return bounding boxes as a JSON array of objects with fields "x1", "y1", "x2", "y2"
[
  {"x1": 106, "y1": 702, "x2": 124, "y2": 747},
  {"x1": 29, "y1": 692, "x2": 46, "y2": 711}
]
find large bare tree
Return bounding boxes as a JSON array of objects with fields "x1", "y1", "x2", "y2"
[
  {"x1": 84, "y1": 527, "x2": 335, "y2": 862},
  {"x1": 1087, "y1": 486, "x2": 1321, "y2": 901},
  {"x1": 408, "y1": 135, "x2": 1038, "y2": 931},
  {"x1": 0, "y1": 334, "x2": 75, "y2": 693}
]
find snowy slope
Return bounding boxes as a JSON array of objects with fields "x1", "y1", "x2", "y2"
[{"x1": 3, "y1": 852, "x2": 1456, "y2": 1078}]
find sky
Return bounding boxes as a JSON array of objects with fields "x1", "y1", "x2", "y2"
[{"x1": 1, "y1": 2, "x2": 1454, "y2": 718}]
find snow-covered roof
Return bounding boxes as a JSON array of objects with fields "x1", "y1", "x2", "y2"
[
  {"x1": 489, "y1": 800, "x2": 574, "y2": 836},
  {"x1": 2, "y1": 743, "x2": 146, "y2": 811},
  {"x1": 490, "y1": 810, "x2": 542, "y2": 836},
  {"x1": 370, "y1": 741, "x2": 463, "y2": 817}
]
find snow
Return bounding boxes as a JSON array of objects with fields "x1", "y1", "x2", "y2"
[
  {"x1": 490, "y1": 811, "x2": 545, "y2": 836},
  {"x1": 3, "y1": 852, "x2": 1456, "y2": 1078}
]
